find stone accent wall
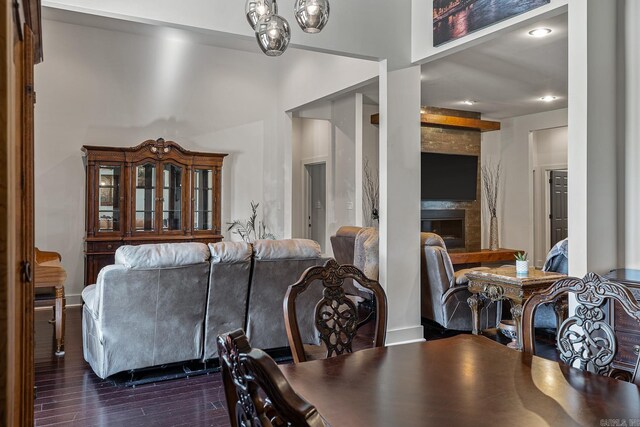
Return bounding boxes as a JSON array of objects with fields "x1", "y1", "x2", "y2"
[{"x1": 421, "y1": 107, "x2": 481, "y2": 252}]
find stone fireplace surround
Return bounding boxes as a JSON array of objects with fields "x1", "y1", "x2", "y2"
[{"x1": 421, "y1": 107, "x2": 482, "y2": 253}]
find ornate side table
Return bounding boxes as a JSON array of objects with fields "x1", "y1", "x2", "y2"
[{"x1": 466, "y1": 267, "x2": 566, "y2": 350}]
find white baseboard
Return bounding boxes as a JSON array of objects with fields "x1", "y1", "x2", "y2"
[
  {"x1": 65, "y1": 293, "x2": 83, "y2": 306},
  {"x1": 385, "y1": 325, "x2": 425, "y2": 346}
]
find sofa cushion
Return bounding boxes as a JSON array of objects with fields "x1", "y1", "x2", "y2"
[
  {"x1": 209, "y1": 241, "x2": 252, "y2": 264},
  {"x1": 253, "y1": 239, "x2": 321, "y2": 260},
  {"x1": 115, "y1": 243, "x2": 210, "y2": 269},
  {"x1": 82, "y1": 284, "x2": 99, "y2": 318}
]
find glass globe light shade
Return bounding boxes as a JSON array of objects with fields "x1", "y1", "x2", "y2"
[
  {"x1": 255, "y1": 14, "x2": 291, "y2": 57},
  {"x1": 245, "y1": 0, "x2": 277, "y2": 30},
  {"x1": 294, "y1": 0, "x2": 329, "y2": 34}
]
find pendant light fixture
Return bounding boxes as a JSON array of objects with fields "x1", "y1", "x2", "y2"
[
  {"x1": 256, "y1": 14, "x2": 291, "y2": 56},
  {"x1": 246, "y1": 0, "x2": 329, "y2": 56},
  {"x1": 294, "y1": 0, "x2": 329, "y2": 33}
]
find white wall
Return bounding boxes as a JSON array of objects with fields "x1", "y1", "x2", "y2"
[
  {"x1": 412, "y1": 0, "x2": 568, "y2": 63},
  {"x1": 291, "y1": 118, "x2": 331, "y2": 244},
  {"x1": 330, "y1": 96, "x2": 357, "y2": 236},
  {"x1": 532, "y1": 126, "x2": 568, "y2": 267},
  {"x1": 35, "y1": 19, "x2": 275, "y2": 303},
  {"x1": 36, "y1": 16, "x2": 383, "y2": 304},
  {"x1": 480, "y1": 108, "x2": 568, "y2": 257}
]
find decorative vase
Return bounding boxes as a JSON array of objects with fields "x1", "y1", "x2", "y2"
[
  {"x1": 516, "y1": 260, "x2": 529, "y2": 275},
  {"x1": 489, "y1": 216, "x2": 499, "y2": 251}
]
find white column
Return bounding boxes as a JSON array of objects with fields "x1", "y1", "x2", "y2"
[
  {"x1": 355, "y1": 93, "x2": 364, "y2": 227},
  {"x1": 567, "y1": 0, "x2": 620, "y2": 276},
  {"x1": 379, "y1": 61, "x2": 424, "y2": 345},
  {"x1": 625, "y1": 0, "x2": 640, "y2": 269}
]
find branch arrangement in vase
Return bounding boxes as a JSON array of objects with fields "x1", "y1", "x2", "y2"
[
  {"x1": 363, "y1": 157, "x2": 379, "y2": 227},
  {"x1": 481, "y1": 161, "x2": 501, "y2": 219},
  {"x1": 227, "y1": 201, "x2": 276, "y2": 243}
]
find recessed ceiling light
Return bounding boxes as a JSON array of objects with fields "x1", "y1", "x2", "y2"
[
  {"x1": 462, "y1": 100, "x2": 475, "y2": 106},
  {"x1": 528, "y1": 27, "x2": 552, "y2": 38},
  {"x1": 540, "y1": 95, "x2": 557, "y2": 102}
]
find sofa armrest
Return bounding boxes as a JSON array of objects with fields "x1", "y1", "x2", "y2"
[{"x1": 451, "y1": 267, "x2": 491, "y2": 286}]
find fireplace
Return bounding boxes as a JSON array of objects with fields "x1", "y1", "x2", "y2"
[{"x1": 421, "y1": 209, "x2": 465, "y2": 249}]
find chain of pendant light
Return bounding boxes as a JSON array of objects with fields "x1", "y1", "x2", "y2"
[{"x1": 246, "y1": 0, "x2": 330, "y2": 56}]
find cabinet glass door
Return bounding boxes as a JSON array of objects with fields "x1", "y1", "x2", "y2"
[
  {"x1": 135, "y1": 163, "x2": 156, "y2": 231},
  {"x1": 162, "y1": 163, "x2": 183, "y2": 231},
  {"x1": 98, "y1": 166, "x2": 121, "y2": 232},
  {"x1": 194, "y1": 169, "x2": 213, "y2": 231}
]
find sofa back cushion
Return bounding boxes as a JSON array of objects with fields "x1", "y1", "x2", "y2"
[
  {"x1": 115, "y1": 242, "x2": 210, "y2": 269},
  {"x1": 246, "y1": 239, "x2": 328, "y2": 350},
  {"x1": 253, "y1": 239, "x2": 321, "y2": 260},
  {"x1": 203, "y1": 242, "x2": 253, "y2": 360}
]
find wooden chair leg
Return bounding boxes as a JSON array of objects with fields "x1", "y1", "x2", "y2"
[{"x1": 54, "y1": 286, "x2": 65, "y2": 356}]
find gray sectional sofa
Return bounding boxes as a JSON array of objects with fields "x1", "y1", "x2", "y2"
[{"x1": 81, "y1": 239, "x2": 328, "y2": 379}]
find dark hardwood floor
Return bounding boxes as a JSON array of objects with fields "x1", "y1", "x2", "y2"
[
  {"x1": 34, "y1": 304, "x2": 557, "y2": 426},
  {"x1": 34, "y1": 307, "x2": 231, "y2": 427}
]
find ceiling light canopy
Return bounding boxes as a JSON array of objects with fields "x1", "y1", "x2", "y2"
[
  {"x1": 528, "y1": 27, "x2": 552, "y2": 38},
  {"x1": 245, "y1": 0, "x2": 329, "y2": 56},
  {"x1": 462, "y1": 100, "x2": 475, "y2": 106},
  {"x1": 540, "y1": 95, "x2": 557, "y2": 102}
]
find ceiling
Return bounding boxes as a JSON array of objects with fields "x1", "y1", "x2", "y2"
[{"x1": 421, "y1": 13, "x2": 568, "y2": 119}]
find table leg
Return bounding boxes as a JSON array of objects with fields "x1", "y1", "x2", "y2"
[
  {"x1": 467, "y1": 294, "x2": 484, "y2": 335},
  {"x1": 55, "y1": 286, "x2": 65, "y2": 356},
  {"x1": 511, "y1": 304, "x2": 523, "y2": 351}
]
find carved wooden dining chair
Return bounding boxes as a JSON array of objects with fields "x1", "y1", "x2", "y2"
[
  {"x1": 283, "y1": 258, "x2": 388, "y2": 363},
  {"x1": 522, "y1": 272, "x2": 640, "y2": 384},
  {"x1": 217, "y1": 329, "x2": 327, "y2": 427}
]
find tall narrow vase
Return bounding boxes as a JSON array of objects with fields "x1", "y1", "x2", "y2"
[{"x1": 489, "y1": 216, "x2": 499, "y2": 251}]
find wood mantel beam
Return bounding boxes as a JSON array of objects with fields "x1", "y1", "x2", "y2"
[{"x1": 370, "y1": 113, "x2": 501, "y2": 132}]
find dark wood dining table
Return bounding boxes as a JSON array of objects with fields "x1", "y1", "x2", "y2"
[{"x1": 280, "y1": 335, "x2": 640, "y2": 426}]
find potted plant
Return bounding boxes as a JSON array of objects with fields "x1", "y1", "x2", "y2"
[{"x1": 515, "y1": 252, "x2": 529, "y2": 275}]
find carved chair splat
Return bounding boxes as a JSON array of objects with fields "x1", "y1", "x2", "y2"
[
  {"x1": 522, "y1": 272, "x2": 640, "y2": 382},
  {"x1": 283, "y1": 259, "x2": 388, "y2": 364},
  {"x1": 217, "y1": 329, "x2": 326, "y2": 427}
]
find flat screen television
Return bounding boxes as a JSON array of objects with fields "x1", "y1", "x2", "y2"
[{"x1": 421, "y1": 152, "x2": 478, "y2": 201}]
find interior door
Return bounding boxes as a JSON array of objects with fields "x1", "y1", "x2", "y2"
[
  {"x1": 550, "y1": 170, "x2": 568, "y2": 246},
  {"x1": 305, "y1": 163, "x2": 326, "y2": 252}
]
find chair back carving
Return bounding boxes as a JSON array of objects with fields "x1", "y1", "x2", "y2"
[
  {"x1": 522, "y1": 273, "x2": 640, "y2": 382},
  {"x1": 217, "y1": 329, "x2": 326, "y2": 427},
  {"x1": 284, "y1": 258, "x2": 388, "y2": 363}
]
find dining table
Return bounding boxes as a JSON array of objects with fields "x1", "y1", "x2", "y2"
[{"x1": 280, "y1": 335, "x2": 640, "y2": 426}]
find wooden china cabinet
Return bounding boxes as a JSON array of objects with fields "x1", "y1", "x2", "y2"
[{"x1": 82, "y1": 138, "x2": 227, "y2": 286}]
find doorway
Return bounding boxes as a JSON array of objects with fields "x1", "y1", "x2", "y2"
[
  {"x1": 531, "y1": 126, "x2": 568, "y2": 267},
  {"x1": 304, "y1": 163, "x2": 327, "y2": 252}
]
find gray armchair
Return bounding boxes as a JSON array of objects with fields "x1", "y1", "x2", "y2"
[
  {"x1": 330, "y1": 226, "x2": 378, "y2": 299},
  {"x1": 421, "y1": 233, "x2": 497, "y2": 331}
]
